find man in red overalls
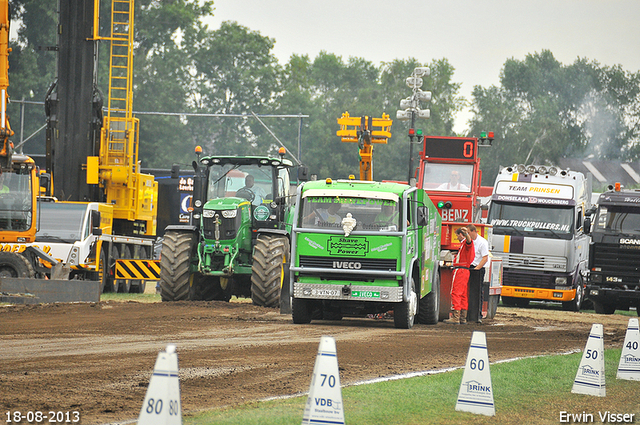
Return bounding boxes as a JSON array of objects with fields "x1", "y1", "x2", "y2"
[{"x1": 444, "y1": 227, "x2": 474, "y2": 324}]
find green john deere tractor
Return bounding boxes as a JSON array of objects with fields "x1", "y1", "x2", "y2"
[{"x1": 159, "y1": 151, "x2": 302, "y2": 309}]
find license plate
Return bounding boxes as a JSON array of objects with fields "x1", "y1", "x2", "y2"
[
  {"x1": 314, "y1": 289, "x2": 340, "y2": 297},
  {"x1": 351, "y1": 290, "x2": 380, "y2": 299}
]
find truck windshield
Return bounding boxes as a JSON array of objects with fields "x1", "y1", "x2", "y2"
[
  {"x1": 36, "y1": 203, "x2": 87, "y2": 243},
  {"x1": 0, "y1": 170, "x2": 33, "y2": 231},
  {"x1": 594, "y1": 205, "x2": 640, "y2": 234},
  {"x1": 488, "y1": 201, "x2": 574, "y2": 239},
  {"x1": 299, "y1": 196, "x2": 400, "y2": 232},
  {"x1": 207, "y1": 164, "x2": 273, "y2": 205},
  {"x1": 422, "y1": 163, "x2": 473, "y2": 193}
]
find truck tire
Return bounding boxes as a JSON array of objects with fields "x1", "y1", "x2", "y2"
[
  {"x1": 501, "y1": 296, "x2": 517, "y2": 306},
  {"x1": 593, "y1": 301, "x2": 616, "y2": 315},
  {"x1": 292, "y1": 297, "x2": 313, "y2": 324},
  {"x1": 417, "y1": 269, "x2": 440, "y2": 325},
  {"x1": 159, "y1": 231, "x2": 196, "y2": 301},
  {"x1": 129, "y1": 245, "x2": 149, "y2": 294},
  {"x1": 562, "y1": 279, "x2": 584, "y2": 312},
  {"x1": 487, "y1": 294, "x2": 500, "y2": 319},
  {"x1": 99, "y1": 248, "x2": 117, "y2": 293},
  {"x1": 117, "y1": 246, "x2": 132, "y2": 293},
  {"x1": 251, "y1": 235, "x2": 290, "y2": 308},
  {"x1": 0, "y1": 252, "x2": 35, "y2": 278},
  {"x1": 394, "y1": 277, "x2": 418, "y2": 329}
]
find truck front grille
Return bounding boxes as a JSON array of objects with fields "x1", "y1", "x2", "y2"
[
  {"x1": 298, "y1": 255, "x2": 397, "y2": 271},
  {"x1": 592, "y1": 243, "x2": 640, "y2": 284},
  {"x1": 502, "y1": 270, "x2": 571, "y2": 289},
  {"x1": 495, "y1": 252, "x2": 566, "y2": 272}
]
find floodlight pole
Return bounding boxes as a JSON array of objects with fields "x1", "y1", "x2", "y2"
[
  {"x1": 397, "y1": 67, "x2": 431, "y2": 184},
  {"x1": 408, "y1": 110, "x2": 416, "y2": 183}
]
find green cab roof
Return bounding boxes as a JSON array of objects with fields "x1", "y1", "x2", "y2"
[
  {"x1": 301, "y1": 179, "x2": 411, "y2": 202},
  {"x1": 200, "y1": 155, "x2": 293, "y2": 167}
]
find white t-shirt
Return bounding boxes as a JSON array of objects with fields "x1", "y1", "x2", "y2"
[
  {"x1": 471, "y1": 234, "x2": 490, "y2": 267},
  {"x1": 437, "y1": 182, "x2": 469, "y2": 191}
]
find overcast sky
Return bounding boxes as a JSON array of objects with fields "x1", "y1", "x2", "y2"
[{"x1": 204, "y1": 0, "x2": 640, "y2": 133}]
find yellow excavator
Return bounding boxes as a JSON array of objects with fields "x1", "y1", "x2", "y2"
[{"x1": 337, "y1": 111, "x2": 392, "y2": 181}]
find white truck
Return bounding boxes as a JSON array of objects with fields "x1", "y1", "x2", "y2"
[
  {"x1": 1, "y1": 200, "x2": 156, "y2": 293},
  {"x1": 487, "y1": 165, "x2": 591, "y2": 311}
]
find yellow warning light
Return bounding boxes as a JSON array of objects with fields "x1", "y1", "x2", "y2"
[
  {"x1": 278, "y1": 147, "x2": 286, "y2": 155},
  {"x1": 195, "y1": 146, "x2": 202, "y2": 154},
  {"x1": 349, "y1": 174, "x2": 355, "y2": 180},
  {"x1": 326, "y1": 178, "x2": 332, "y2": 184}
]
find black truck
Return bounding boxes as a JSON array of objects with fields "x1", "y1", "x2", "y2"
[{"x1": 585, "y1": 184, "x2": 640, "y2": 315}]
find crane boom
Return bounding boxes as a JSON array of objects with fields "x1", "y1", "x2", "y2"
[{"x1": 337, "y1": 111, "x2": 392, "y2": 181}]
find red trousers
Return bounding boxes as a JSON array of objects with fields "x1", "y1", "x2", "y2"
[{"x1": 451, "y1": 268, "x2": 469, "y2": 311}]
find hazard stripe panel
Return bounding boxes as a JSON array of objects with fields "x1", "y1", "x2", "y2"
[{"x1": 115, "y1": 259, "x2": 160, "y2": 280}]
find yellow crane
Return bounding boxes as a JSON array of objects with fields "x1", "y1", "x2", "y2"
[
  {"x1": 336, "y1": 111, "x2": 392, "y2": 181},
  {"x1": 0, "y1": 0, "x2": 12, "y2": 169},
  {"x1": 88, "y1": 0, "x2": 157, "y2": 236}
]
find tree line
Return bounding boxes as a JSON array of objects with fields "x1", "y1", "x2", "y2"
[{"x1": 7, "y1": 0, "x2": 640, "y2": 184}]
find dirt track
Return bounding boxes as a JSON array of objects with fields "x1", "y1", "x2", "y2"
[{"x1": 0, "y1": 300, "x2": 634, "y2": 424}]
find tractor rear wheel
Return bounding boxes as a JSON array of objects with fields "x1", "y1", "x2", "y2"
[
  {"x1": 159, "y1": 231, "x2": 196, "y2": 301},
  {"x1": 251, "y1": 235, "x2": 290, "y2": 308}
]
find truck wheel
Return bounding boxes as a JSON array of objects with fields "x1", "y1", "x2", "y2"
[
  {"x1": 417, "y1": 269, "x2": 440, "y2": 325},
  {"x1": 486, "y1": 295, "x2": 499, "y2": 319},
  {"x1": 292, "y1": 297, "x2": 313, "y2": 324},
  {"x1": 99, "y1": 248, "x2": 116, "y2": 293},
  {"x1": 251, "y1": 235, "x2": 290, "y2": 308},
  {"x1": 129, "y1": 245, "x2": 149, "y2": 294},
  {"x1": 159, "y1": 231, "x2": 195, "y2": 301},
  {"x1": 0, "y1": 252, "x2": 35, "y2": 278},
  {"x1": 562, "y1": 280, "x2": 583, "y2": 312},
  {"x1": 593, "y1": 301, "x2": 616, "y2": 315},
  {"x1": 117, "y1": 246, "x2": 132, "y2": 294},
  {"x1": 501, "y1": 296, "x2": 517, "y2": 306},
  {"x1": 395, "y1": 277, "x2": 418, "y2": 329}
]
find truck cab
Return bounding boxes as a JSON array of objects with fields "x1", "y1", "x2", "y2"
[
  {"x1": 0, "y1": 155, "x2": 39, "y2": 243},
  {"x1": 488, "y1": 165, "x2": 591, "y2": 310},
  {"x1": 289, "y1": 178, "x2": 441, "y2": 329},
  {"x1": 585, "y1": 184, "x2": 640, "y2": 314},
  {"x1": 416, "y1": 135, "x2": 501, "y2": 320}
]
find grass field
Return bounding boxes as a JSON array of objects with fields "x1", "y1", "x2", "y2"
[{"x1": 183, "y1": 349, "x2": 640, "y2": 425}]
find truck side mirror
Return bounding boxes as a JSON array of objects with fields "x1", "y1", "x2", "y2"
[
  {"x1": 91, "y1": 210, "x2": 102, "y2": 235},
  {"x1": 583, "y1": 216, "x2": 591, "y2": 235},
  {"x1": 417, "y1": 206, "x2": 428, "y2": 226},
  {"x1": 171, "y1": 164, "x2": 180, "y2": 179},
  {"x1": 39, "y1": 172, "x2": 51, "y2": 195},
  {"x1": 298, "y1": 166, "x2": 309, "y2": 182}
]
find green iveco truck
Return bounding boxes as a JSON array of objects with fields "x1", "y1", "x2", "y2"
[{"x1": 288, "y1": 178, "x2": 441, "y2": 329}]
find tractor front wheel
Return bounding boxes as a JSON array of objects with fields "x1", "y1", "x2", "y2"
[{"x1": 159, "y1": 231, "x2": 196, "y2": 301}]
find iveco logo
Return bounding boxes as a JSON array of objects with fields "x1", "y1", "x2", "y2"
[
  {"x1": 619, "y1": 238, "x2": 640, "y2": 245},
  {"x1": 332, "y1": 261, "x2": 362, "y2": 269}
]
